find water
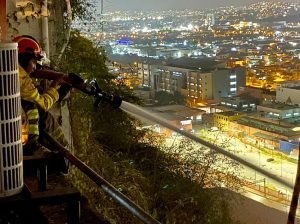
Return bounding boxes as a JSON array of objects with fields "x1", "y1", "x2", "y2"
[{"x1": 120, "y1": 101, "x2": 294, "y2": 190}]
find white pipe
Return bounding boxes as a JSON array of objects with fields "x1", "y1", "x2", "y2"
[
  {"x1": 57, "y1": 0, "x2": 72, "y2": 63},
  {"x1": 41, "y1": 0, "x2": 49, "y2": 56}
]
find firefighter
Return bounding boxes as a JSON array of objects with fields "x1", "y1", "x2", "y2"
[{"x1": 14, "y1": 36, "x2": 69, "y2": 158}]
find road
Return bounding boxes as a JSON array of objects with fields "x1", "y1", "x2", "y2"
[
  {"x1": 195, "y1": 127, "x2": 297, "y2": 191},
  {"x1": 163, "y1": 126, "x2": 300, "y2": 218}
]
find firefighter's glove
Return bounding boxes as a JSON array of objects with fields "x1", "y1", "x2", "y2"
[
  {"x1": 68, "y1": 73, "x2": 95, "y2": 95},
  {"x1": 68, "y1": 73, "x2": 85, "y2": 86}
]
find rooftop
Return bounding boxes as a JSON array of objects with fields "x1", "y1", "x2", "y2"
[
  {"x1": 289, "y1": 86, "x2": 300, "y2": 90},
  {"x1": 221, "y1": 93, "x2": 258, "y2": 103},
  {"x1": 150, "y1": 105, "x2": 204, "y2": 117},
  {"x1": 236, "y1": 117, "x2": 300, "y2": 137},
  {"x1": 144, "y1": 105, "x2": 205, "y2": 122},
  {"x1": 215, "y1": 111, "x2": 242, "y2": 117},
  {"x1": 258, "y1": 103, "x2": 300, "y2": 111}
]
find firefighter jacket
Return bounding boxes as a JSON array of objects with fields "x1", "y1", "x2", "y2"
[{"x1": 19, "y1": 65, "x2": 59, "y2": 136}]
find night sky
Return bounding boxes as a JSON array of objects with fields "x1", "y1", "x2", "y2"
[{"x1": 106, "y1": 0, "x2": 297, "y2": 11}]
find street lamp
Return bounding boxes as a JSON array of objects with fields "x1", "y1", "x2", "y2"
[
  {"x1": 258, "y1": 151, "x2": 261, "y2": 167},
  {"x1": 280, "y1": 153, "x2": 283, "y2": 177}
]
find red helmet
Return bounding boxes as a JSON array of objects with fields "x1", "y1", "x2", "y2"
[{"x1": 12, "y1": 35, "x2": 42, "y2": 59}]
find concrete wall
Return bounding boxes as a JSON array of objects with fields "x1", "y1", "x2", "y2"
[
  {"x1": 212, "y1": 67, "x2": 246, "y2": 99},
  {"x1": 276, "y1": 87, "x2": 300, "y2": 106},
  {"x1": 7, "y1": 0, "x2": 65, "y2": 59},
  {"x1": 200, "y1": 72, "x2": 213, "y2": 100}
]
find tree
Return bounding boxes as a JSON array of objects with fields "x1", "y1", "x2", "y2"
[
  {"x1": 60, "y1": 31, "x2": 151, "y2": 223},
  {"x1": 155, "y1": 91, "x2": 174, "y2": 105},
  {"x1": 155, "y1": 90, "x2": 186, "y2": 106},
  {"x1": 60, "y1": 31, "x2": 241, "y2": 223},
  {"x1": 174, "y1": 91, "x2": 186, "y2": 105}
]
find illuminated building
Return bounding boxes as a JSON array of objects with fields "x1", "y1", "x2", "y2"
[
  {"x1": 230, "y1": 116, "x2": 300, "y2": 152},
  {"x1": 213, "y1": 111, "x2": 244, "y2": 131},
  {"x1": 205, "y1": 14, "x2": 215, "y2": 27},
  {"x1": 145, "y1": 105, "x2": 204, "y2": 137},
  {"x1": 226, "y1": 58, "x2": 247, "y2": 68},
  {"x1": 217, "y1": 95, "x2": 258, "y2": 112},
  {"x1": 151, "y1": 65, "x2": 189, "y2": 94},
  {"x1": 212, "y1": 67, "x2": 246, "y2": 99},
  {"x1": 187, "y1": 67, "x2": 246, "y2": 105},
  {"x1": 257, "y1": 103, "x2": 300, "y2": 120},
  {"x1": 138, "y1": 62, "x2": 151, "y2": 87},
  {"x1": 187, "y1": 71, "x2": 213, "y2": 104}
]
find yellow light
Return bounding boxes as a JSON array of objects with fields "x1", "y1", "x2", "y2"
[
  {"x1": 292, "y1": 127, "x2": 300, "y2": 132},
  {"x1": 22, "y1": 125, "x2": 28, "y2": 145},
  {"x1": 21, "y1": 109, "x2": 29, "y2": 145}
]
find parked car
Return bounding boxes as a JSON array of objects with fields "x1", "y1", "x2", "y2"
[{"x1": 208, "y1": 127, "x2": 218, "y2": 132}]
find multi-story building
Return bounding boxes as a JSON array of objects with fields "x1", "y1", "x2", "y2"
[
  {"x1": 187, "y1": 71, "x2": 213, "y2": 102},
  {"x1": 205, "y1": 14, "x2": 215, "y2": 27},
  {"x1": 151, "y1": 65, "x2": 189, "y2": 94},
  {"x1": 138, "y1": 62, "x2": 151, "y2": 87},
  {"x1": 187, "y1": 67, "x2": 246, "y2": 104},
  {"x1": 212, "y1": 67, "x2": 246, "y2": 99}
]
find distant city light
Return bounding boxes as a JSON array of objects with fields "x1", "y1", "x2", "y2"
[
  {"x1": 142, "y1": 27, "x2": 149, "y2": 33},
  {"x1": 187, "y1": 24, "x2": 193, "y2": 30}
]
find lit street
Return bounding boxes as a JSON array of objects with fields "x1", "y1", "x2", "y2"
[
  {"x1": 195, "y1": 126, "x2": 297, "y2": 188},
  {"x1": 163, "y1": 125, "x2": 300, "y2": 217}
]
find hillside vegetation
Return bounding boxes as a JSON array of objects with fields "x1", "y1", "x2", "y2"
[{"x1": 58, "y1": 31, "x2": 241, "y2": 224}]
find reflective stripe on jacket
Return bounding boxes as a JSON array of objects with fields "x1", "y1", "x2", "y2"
[
  {"x1": 26, "y1": 107, "x2": 39, "y2": 136},
  {"x1": 19, "y1": 66, "x2": 59, "y2": 111}
]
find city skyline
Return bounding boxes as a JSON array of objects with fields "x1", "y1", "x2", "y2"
[{"x1": 107, "y1": 0, "x2": 297, "y2": 11}]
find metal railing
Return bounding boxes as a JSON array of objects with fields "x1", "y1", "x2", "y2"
[
  {"x1": 40, "y1": 130, "x2": 161, "y2": 224},
  {"x1": 120, "y1": 101, "x2": 294, "y2": 190}
]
